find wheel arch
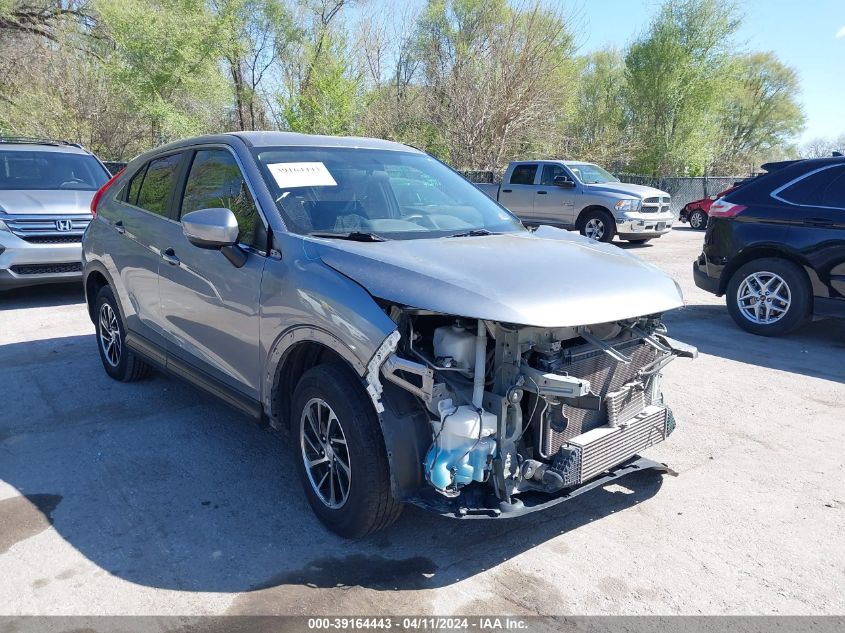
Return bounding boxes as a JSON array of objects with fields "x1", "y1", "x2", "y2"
[
  {"x1": 576, "y1": 204, "x2": 614, "y2": 227},
  {"x1": 718, "y1": 246, "x2": 817, "y2": 297},
  {"x1": 83, "y1": 261, "x2": 118, "y2": 324}
]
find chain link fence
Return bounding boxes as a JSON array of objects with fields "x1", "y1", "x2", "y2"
[{"x1": 460, "y1": 170, "x2": 747, "y2": 214}]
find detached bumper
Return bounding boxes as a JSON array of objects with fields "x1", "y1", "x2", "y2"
[
  {"x1": 616, "y1": 212, "x2": 675, "y2": 238},
  {"x1": 0, "y1": 231, "x2": 83, "y2": 288}
]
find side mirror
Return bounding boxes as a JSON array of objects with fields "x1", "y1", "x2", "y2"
[
  {"x1": 553, "y1": 176, "x2": 575, "y2": 188},
  {"x1": 182, "y1": 208, "x2": 239, "y2": 249}
]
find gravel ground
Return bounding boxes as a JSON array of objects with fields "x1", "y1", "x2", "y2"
[{"x1": 0, "y1": 227, "x2": 843, "y2": 616}]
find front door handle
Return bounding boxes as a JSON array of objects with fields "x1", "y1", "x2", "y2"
[
  {"x1": 161, "y1": 248, "x2": 180, "y2": 266},
  {"x1": 114, "y1": 220, "x2": 125, "y2": 235},
  {"x1": 537, "y1": 190, "x2": 548, "y2": 195},
  {"x1": 804, "y1": 217, "x2": 833, "y2": 227},
  {"x1": 501, "y1": 189, "x2": 512, "y2": 193}
]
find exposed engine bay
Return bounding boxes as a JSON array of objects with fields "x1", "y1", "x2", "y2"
[{"x1": 373, "y1": 307, "x2": 697, "y2": 516}]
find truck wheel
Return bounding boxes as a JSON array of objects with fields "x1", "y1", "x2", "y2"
[
  {"x1": 689, "y1": 210, "x2": 707, "y2": 230},
  {"x1": 578, "y1": 210, "x2": 615, "y2": 242},
  {"x1": 95, "y1": 285, "x2": 153, "y2": 381},
  {"x1": 293, "y1": 363, "x2": 402, "y2": 538},
  {"x1": 726, "y1": 258, "x2": 811, "y2": 337}
]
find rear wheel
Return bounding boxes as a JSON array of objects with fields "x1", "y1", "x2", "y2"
[
  {"x1": 578, "y1": 209, "x2": 615, "y2": 243},
  {"x1": 726, "y1": 258, "x2": 811, "y2": 336},
  {"x1": 293, "y1": 363, "x2": 402, "y2": 538},
  {"x1": 689, "y1": 209, "x2": 707, "y2": 230},
  {"x1": 95, "y1": 285, "x2": 153, "y2": 381}
]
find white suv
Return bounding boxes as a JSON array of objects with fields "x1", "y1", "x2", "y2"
[{"x1": 0, "y1": 138, "x2": 111, "y2": 289}]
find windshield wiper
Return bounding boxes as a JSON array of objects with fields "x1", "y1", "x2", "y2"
[
  {"x1": 445, "y1": 228, "x2": 500, "y2": 238},
  {"x1": 308, "y1": 231, "x2": 387, "y2": 242}
]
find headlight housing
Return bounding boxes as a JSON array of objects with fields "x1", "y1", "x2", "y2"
[
  {"x1": 0, "y1": 219, "x2": 9, "y2": 232},
  {"x1": 615, "y1": 199, "x2": 642, "y2": 212}
]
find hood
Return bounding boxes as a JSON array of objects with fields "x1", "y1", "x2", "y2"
[
  {"x1": 0, "y1": 189, "x2": 95, "y2": 216},
  {"x1": 584, "y1": 182, "x2": 668, "y2": 199},
  {"x1": 313, "y1": 226, "x2": 683, "y2": 328}
]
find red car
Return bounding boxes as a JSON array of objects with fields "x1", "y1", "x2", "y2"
[{"x1": 679, "y1": 184, "x2": 740, "y2": 230}]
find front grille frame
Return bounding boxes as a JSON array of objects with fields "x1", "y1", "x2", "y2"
[{"x1": 3, "y1": 214, "x2": 90, "y2": 241}]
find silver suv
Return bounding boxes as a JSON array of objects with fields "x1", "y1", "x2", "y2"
[
  {"x1": 83, "y1": 132, "x2": 695, "y2": 538},
  {"x1": 0, "y1": 138, "x2": 111, "y2": 289}
]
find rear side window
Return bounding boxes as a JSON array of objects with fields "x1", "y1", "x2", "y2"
[
  {"x1": 181, "y1": 149, "x2": 266, "y2": 250},
  {"x1": 125, "y1": 165, "x2": 147, "y2": 206},
  {"x1": 778, "y1": 165, "x2": 845, "y2": 208},
  {"x1": 509, "y1": 164, "x2": 537, "y2": 185},
  {"x1": 135, "y1": 153, "x2": 183, "y2": 217}
]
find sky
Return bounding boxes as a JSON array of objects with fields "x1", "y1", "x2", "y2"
[{"x1": 570, "y1": 0, "x2": 844, "y2": 143}]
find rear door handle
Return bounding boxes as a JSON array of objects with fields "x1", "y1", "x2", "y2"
[
  {"x1": 114, "y1": 220, "x2": 125, "y2": 235},
  {"x1": 804, "y1": 217, "x2": 833, "y2": 227},
  {"x1": 161, "y1": 248, "x2": 180, "y2": 266},
  {"x1": 501, "y1": 189, "x2": 512, "y2": 193}
]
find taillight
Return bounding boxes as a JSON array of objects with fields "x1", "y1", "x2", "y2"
[
  {"x1": 90, "y1": 168, "x2": 124, "y2": 218},
  {"x1": 708, "y1": 199, "x2": 746, "y2": 218}
]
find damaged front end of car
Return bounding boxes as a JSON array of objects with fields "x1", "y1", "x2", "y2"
[{"x1": 368, "y1": 308, "x2": 696, "y2": 518}]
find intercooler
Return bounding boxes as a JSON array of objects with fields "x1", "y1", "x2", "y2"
[{"x1": 536, "y1": 339, "x2": 675, "y2": 486}]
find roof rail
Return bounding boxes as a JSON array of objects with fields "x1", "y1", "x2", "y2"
[{"x1": 0, "y1": 136, "x2": 84, "y2": 149}]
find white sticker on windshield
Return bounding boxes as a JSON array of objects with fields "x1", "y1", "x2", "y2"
[{"x1": 267, "y1": 162, "x2": 337, "y2": 189}]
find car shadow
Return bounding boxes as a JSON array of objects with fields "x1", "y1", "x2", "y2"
[
  {"x1": 0, "y1": 334, "x2": 665, "y2": 595},
  {"x1": 0, "y1": 283, "x2": 84, "y2": 310},
  {"x1": 664, "y1": 303, "x2": 845, "y2": 383}
]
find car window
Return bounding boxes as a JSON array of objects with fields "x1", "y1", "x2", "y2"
[
  {"x1": 254, "y1": 147, "x2": 523, "y2": 239},
  {"x1": 0, "y1": 150, "x2": 109, "y2": 191},
  {"x1": 125, "y1": 164, "x2": 147, "y2": 206},
  {"x1": 135, "y1": 153, "x2": 183, "y2": 217},
  {"x1": 778, "y1": 165, "x2": 845, "y2": 208},
  {"x1": 182, "y1": 149, "x2": 265, "y2": 250},
  {"x1": 541, "y1": 164, "x2": 567, "y2": 186},
  {"x1": 509, "y1": 164, "x2": 538, "y2": 185}
]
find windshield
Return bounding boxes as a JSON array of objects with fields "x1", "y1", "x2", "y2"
[
  {"x1": 568, "y1": 163, "x2": 619, "y2": 184},
  {"x1": 0, "y1": 150, "x2": 109, "y2": 191},
  {"x1": 254, "y1": 147, "x2": 524, "y2": 239}
]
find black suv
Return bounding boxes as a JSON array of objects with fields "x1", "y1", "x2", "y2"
[{"x1": 694, "y1": 157, "x2": 845, "y2": 336}]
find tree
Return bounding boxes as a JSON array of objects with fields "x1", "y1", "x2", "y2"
[
  {"x1": 711, "y1": 52, "x2": 804, "y2": 174},
  {"x1": 800, "y1": 134, "x2": 845, "y2": 159},
  {"x1": 563, "y1": 49, "x2": 636, "y2": 169},
  {"x1": 625, "y1": 0, "x2": 740, "y2": 176},
  {"x1": 416, "y1": 0, "x2": 577, "y2": 170},
  {"x1": 278, "y1": 0, "x2": 363, "y2": 135},
  {"x1": 94, "y1": 0, "x2": 229, "y2": 145},
  {"x1": 212, "y1": 0, "x2": 295, "y2": 131}
]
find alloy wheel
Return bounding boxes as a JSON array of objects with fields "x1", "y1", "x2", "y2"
[
  {"x1": 584, "y1": 218, "x2": 605, "y2": 240},
  {"x1": 690, "y1": 211, "x2": 704, "y2": 229},
  {"x1": 98, "y1": 303, "x2": 122, "y2": 367},
  {"x1": 736, "y1": 271, "x2": 791, "y2": 325},
  {"x1": 300, "y1": 397, "x2": 351, "y2": 509}
]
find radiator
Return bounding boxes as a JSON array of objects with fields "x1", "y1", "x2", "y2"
[{"x1": 541, "y1": 340, "x2": 661, "y2": 456}]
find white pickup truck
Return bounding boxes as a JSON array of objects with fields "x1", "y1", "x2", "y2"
[{"x1": 476, "y1": 160, "x2": 675, "y2": 243}]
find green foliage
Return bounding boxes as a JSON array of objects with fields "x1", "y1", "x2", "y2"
[
  {"x1": 93, "y1": 0, "x2": 229, "y2": 143},
  {"x1": 625, "y1": 0, "x2": 741, "y2": 175}
]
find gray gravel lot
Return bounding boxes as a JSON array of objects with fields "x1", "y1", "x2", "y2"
[{"x1": 1, "y1": 228, "x2": 843, "y2": 616}]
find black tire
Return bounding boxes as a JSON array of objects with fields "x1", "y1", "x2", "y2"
[
  {"x1": 725, "y1": 258, "x2": 811, "y2": 337},
  {"x1": 578, "y1": 209, "x2": 615, "y2": 243},
  {"x1": 626, "y1": 238, "x2": 652, "y2": 244},
  {"x1": 292, "y1": 363, "x2": 402, "y2": 538},
  {"x1": 689, "y1": 209, "x2": 707, "y2": 230},
  {"x1": 94, "y1": 285, "x2": 153, "y2": 381}
]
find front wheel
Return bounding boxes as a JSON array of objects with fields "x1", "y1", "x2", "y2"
[
  {"x1": 578, "y1": 209, "x2": 615, "y2": 243},
  {"x1": 689, "y1": 209, "x2": 707, "y2": 230},
  {"x1": 726, "y1": 258, "x2": 811, "y2": 336},
  {"x1": 293, "y1": 363, "x2": 402, "y2": 538}
]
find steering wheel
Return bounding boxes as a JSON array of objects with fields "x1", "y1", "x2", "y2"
[
  {"x1": 403, "y1": 214, "x2": 425, "y2": 222},
  {"x1": 59, "y1": 178, "x2": 87, "y2": 188}
]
